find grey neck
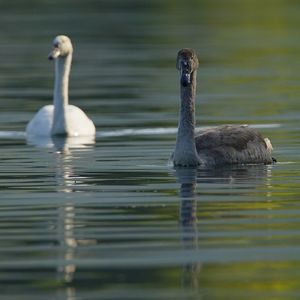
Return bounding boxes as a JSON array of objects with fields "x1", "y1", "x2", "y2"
[
  {"x1": 173, "y1": 71, "x2": 199, "y2": 166},
  {"x1": 52, "y1": 54, "x2": 72, "y2": 135}
]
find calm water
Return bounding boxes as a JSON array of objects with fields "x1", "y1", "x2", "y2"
[{"x1": 0, "y1": 1, "x2": 300, "y2": 299}]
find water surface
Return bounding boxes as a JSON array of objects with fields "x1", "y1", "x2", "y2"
[{"x1": 0, "y1": 1, "x2": 300, "y2": 299}]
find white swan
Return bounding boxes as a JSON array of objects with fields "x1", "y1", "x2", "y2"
[
  {"x1": 172, "y1": 48, "x2": 275, "y2": 167},
  {"x1": 26, "y1": 35, "x2": 96, "y2": 137}
]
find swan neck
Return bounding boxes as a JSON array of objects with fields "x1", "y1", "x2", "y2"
[
  {"x1": 54, "y1": 54, "x2": 71, "y2": 107},
  {"x1": 52, "y1": 53, "x2": 72, "y2": 135},
  {"x1": 173, "y1": 71, "x2": 199, "y2": 166},
  {"x1": 178, "y1": 70, "x2": 197, "y2": 143}
]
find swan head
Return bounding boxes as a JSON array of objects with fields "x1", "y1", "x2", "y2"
[
  {"x1": 48, "y1": 35, "x2": 73, "y2": 60},
  {"x1": 176, "y1": 48, "x2": 199, "y2": 87}
]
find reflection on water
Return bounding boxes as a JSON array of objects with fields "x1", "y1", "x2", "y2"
[
  {"x1": 53, "y1": 145, "x2": 97, "y2": 298},
  {"x1": 0, "y1": 0, "x2": 300, "y2": 299},
  {"x1": 174, "y1": 164, "x2": 275, "y2": 293},
  {"x1": 26, "y1": 134, "x2": 95, "y2": 150},
  {"x1": 0, "y1": 136, "x2": 298, "y2": 299},
  {"x1": 175, "y1": 168, "x2": 200, "y2": 290},
  {"x1": 53, "y1": 142, "x2": 94, "y2": 192},
  {"x1": 57, "y1": 202, "x2": 77, "y2": 283}
]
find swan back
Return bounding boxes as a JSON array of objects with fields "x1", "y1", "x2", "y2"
[{"x1": 195, "y1": 125, "x2": 273, "y2": 166}]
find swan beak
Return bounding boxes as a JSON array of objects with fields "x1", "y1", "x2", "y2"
[
  {"x1": 48, "y1": 47, "x2": 61, "y2": 60},
  {"x1": 180, "y1": 70, "x2": 191, "y2": 87}
]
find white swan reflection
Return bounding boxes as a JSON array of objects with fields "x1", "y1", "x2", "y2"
[
  {"x1": 26, "y1": 134, "x2": 95, "y2": 151},
  {"x1": 52, "y1": 137, "x2": 95, "y2": 289}
]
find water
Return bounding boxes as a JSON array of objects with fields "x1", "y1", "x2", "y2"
[{"x1": 0, "y1": 0, "x2": 300, "y2": 299}]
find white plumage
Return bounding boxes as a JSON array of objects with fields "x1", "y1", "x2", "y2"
[{"x1": 26, "y1": 35, "x2": 95, "y2": 137}]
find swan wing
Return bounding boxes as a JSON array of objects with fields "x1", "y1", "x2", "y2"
[
  {"x1": 65, "y1": 105, "x2": 96, "y2": 136},
  {"x1": 195, "y1": 125, "x2": 273, "y2": 165},
  {"x1": 26, "y1": 105, "x2": 54, "y2": 136}
]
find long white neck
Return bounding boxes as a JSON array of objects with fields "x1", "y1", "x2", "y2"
[
  {"x1": 173, "y1": 71, "x2": 199, "y2": 166},
  {"x1": 51, "y1": 53, "x2": 72, "y2": 135}
]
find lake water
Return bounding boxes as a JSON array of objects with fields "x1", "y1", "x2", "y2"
[{"x1": 0, "y1": 0, "x2": 300, "y2": 299}]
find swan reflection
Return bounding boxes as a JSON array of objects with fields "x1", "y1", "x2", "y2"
[
  {"x1": 174, "y1": 164, "x2": 275, "y2": 291},
  {"x1": 26, "y1": 134, "x2": 95, "y2": 150},
  {"x1": 175, "y1": 167, "x2": 201, "y2": 290},
  {"x1": 45, "y1": 136, "x2": 95, "y2": 298}
]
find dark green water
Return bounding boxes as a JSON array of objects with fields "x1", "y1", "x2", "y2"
[{"x1": 0, "y1": 1, "x2": 300, "y2": 299}]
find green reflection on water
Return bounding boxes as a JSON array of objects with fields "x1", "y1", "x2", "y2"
[{"x1": 0, "y1": 0, "x2": 299, "y2": 299}]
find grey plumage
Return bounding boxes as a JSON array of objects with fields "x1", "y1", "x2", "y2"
[
  {"x1": 172, "y1": 48, "x2": 275, "y2": 167},
  {"x1": 195, "y1": 125, "x2": 273, "y2": 166}
]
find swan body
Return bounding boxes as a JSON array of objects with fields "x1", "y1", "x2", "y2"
[
  {"x1": 26, "y1": 35, "x2": 95, "y2": 137},
  {"x1": 172, "y1": 48, "x2": 274, "y2": 167}
]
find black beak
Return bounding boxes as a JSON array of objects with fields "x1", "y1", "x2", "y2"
[
  {"x1": 180, "y1": 70, "x2": 191, "y2": 87},
  {"x1": 48, "y1": 47, "x2": 60, "y2": 60},
  {"x1": 180, "y1": 61, "x2": 191, "y2": 86}
]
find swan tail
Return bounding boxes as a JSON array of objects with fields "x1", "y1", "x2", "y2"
[{"x1": 264, "y1": 138, "x2": 273, "y2": 154}]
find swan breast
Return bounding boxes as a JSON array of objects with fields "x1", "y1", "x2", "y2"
[{"x1": 26, "y1": 104, "x2": 95, "y2": 137}]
